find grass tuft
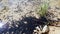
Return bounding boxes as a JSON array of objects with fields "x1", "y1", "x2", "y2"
[{"x1": 37, "y1": 3, "x2": 48, "y2": 17}]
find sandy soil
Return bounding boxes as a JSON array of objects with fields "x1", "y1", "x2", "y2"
[{"x1": 49, "y1": 26, "x2": 60, "y2": 34}]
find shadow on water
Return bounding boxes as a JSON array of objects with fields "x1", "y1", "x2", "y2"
[{"x1": 0, "y1": 16, "x2": 48, "y2": 34}]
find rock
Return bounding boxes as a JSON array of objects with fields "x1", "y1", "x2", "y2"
[{"x1": 33, "y1": 25, "x2": 49, "y2": 34}]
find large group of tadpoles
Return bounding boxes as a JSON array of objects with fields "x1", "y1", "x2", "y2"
[{"x1": 0, "y1": 16, "x2": 50, "y2": 34}]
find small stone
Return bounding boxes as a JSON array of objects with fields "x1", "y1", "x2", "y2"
[{"x1": 42, "y1": 25, "x2": 49, "y2": 33}]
